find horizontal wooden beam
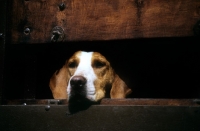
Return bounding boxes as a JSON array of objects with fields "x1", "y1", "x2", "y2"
[
  {"x1": 9, "y1": 0, "x2": 200, "y2": 44},
  {"x1": 4, "y1": 99, "x2": 200, "y2": 106},
  {"x1": 1, "y1": 104, "x2": 200, "y2": 131}
]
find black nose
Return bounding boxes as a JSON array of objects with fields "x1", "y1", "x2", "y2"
[{"x1": 70, "y1": 76, "x2": 86, "y2": 87}]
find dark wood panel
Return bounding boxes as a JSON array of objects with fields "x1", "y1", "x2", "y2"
[
  {"x1": 9, "y1": 0, "x2": 200, "y2": 44},
  {"x1": 0, "y1": 105, "x2": 200, "y2": 131}
]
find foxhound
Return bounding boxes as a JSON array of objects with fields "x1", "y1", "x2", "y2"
[{"x1": 49, "y1": 51, "x2": 132, "y2": 104}]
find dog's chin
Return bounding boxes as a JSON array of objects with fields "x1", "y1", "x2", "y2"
[{"x1": 68, "y1": 95, "x2": 99, "y2": 114}]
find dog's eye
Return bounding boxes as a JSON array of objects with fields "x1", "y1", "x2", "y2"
[
  {"x1": 68, "y1": 61, "x2": 77, "y2": 68},
  {"x1": 93, "y1": 60, "x2": 105, "y2": 68}
]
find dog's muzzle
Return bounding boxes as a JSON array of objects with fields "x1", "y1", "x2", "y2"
[
  {"x1": 69, "y1": 75, "x2": 87, "y2": 102},
  {"x1": 68, "y1": 75, "x2": 96, "y2": 114}
]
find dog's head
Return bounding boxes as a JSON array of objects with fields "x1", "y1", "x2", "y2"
[{"x1": 49, "y1": 51, "x2": 132, "y2": 105}]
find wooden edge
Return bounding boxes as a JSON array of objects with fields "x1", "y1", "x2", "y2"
[
  {"x1": 4, "y1": 99, "x2": 200, "y2": 106},
  {"x1": 0, "y1": 0, "x2": 6, "y2": 105}
]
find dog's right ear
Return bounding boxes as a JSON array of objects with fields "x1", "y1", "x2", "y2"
[
  {"x1": 110, "y1": 73, "x2": 132, "y2": 98},
  {"x1": 49, "y1": 64, "x2": 70, "y2": 99}
]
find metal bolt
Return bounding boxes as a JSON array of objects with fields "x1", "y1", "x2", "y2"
[
  {"x1": 51, "y1": 26, "x2": 65, "y2": 42},
  {"x1": 0, "y1": 33, "x2": 4, "y2": 39},
  {"x1": 59, "y1": 3, "x2": 65, "y2": 11},
  {"x1": 135, "y1": 0, "x2": 144, "y2": 7},
  {"x1": 45, "y1": 105, "x2": 51, "y2": 111},
  {"x1": 24, "y1": 27, "x2": 31, "y2": 35},
  {"x1": 51, "y1": 31, "x2": 61, "y2": 42}
]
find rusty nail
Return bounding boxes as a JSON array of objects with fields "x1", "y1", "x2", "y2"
[
  {"x1": 59, "y1": 3, "x2": 65, "y2": 11},
  {"x1": 24, "y1": 28, "x2": 30, "y2": 35}
]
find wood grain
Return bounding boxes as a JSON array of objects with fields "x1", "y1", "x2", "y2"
[{"x1": 9, "y1": 0, "x2": 200, "y2": 44}]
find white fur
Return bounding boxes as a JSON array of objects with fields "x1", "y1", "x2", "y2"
[{"x1": 67, "y1": 52, "x2": 97, "y2": 101}]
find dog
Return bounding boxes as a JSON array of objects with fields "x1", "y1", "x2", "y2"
[{"x1": 49, "y1": 51, "x2": 132, "y2": 113}]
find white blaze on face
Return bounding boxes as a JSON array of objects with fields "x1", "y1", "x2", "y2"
[{"x1": 67, "y1": 52, "x2": 97, "y2": 101}]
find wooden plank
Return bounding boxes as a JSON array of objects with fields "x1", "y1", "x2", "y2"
[
  {"x1": 0, "y1": 105, "x2": 200, "y2": 131},
  {"x1": 9, "y1": 0, "x2": 200, "y2": 44},
  {"x1": 0, "y1": 0, "x2": 6, "y2": 104},
  {"x1": 4, "y1": 99, "x2": 200, "y2": 106}
]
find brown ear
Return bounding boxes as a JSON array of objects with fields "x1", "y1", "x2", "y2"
[
  {"x1": 49, "y1": 64, "x2": 69, "y2": 99},
  {"x1": 110, "y1": 74, "x2": 132, "y2": 98}
]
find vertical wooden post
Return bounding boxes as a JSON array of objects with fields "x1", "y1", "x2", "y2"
[{"x1": 0, "y1": 0, "x2": 6, "y2": 104}]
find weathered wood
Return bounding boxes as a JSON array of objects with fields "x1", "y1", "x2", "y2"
[{"x1": 9, "y1": 0, "x2": 200, "y2": 44}]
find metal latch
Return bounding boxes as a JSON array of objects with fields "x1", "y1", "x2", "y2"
[{"x1": 51, "y1": 26, "x2": 65, "y2": 42}]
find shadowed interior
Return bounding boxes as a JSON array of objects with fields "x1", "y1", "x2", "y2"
[{"x1": 3, "y1": 37, "x2": 200, "y2": 100}]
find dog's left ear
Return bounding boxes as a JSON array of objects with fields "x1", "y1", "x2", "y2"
[
  {"x1": 110, "y1": 74, "x2": 132, "y2": 98},
  {"x1": 49, "y1": 64, "x2": 69, "y2": 99}
]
